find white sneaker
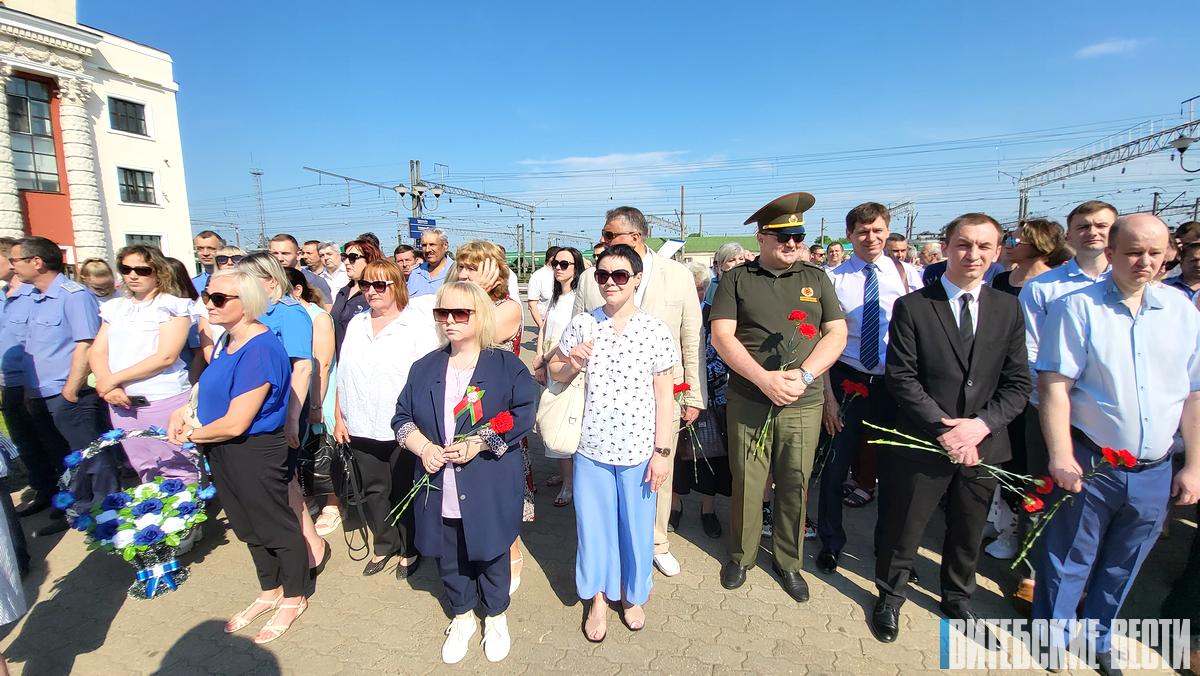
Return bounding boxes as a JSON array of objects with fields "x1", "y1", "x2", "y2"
[
  {"x1": 482, "y1": 613, "x2": 511, "y2": 663},
  {"x1": 985, "y1": 529, "x2": 1019, "y2": 560},
  {"x1": 653, "y1": 552, "x2": 681, "y2": 577},
  {"x1": 442, "y1": 613, "x2": 478, "y2": 664}
]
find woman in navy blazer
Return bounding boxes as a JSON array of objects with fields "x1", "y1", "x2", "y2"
[{"x1": 391, "y1": 281, "x2": 537, "y2": 665}]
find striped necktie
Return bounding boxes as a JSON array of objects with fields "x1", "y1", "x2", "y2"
[{"x1": 861, "y1": 263, "x2": 880, "y2": 370}]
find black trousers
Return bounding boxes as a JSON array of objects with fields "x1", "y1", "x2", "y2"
[
  {"x1": 209, "y1": 430, "x2": 308, "y2": 597},
  {"x1": 32, "y1": 388, "x2": 118, "y2": 512},
  {"x1": 875, "y1": 451, "x2": 996, "y2": 609},
  {"x1": 816, "y1": 361, "x2": 896, "y2": 554},
  {"x1": 348, "y1": 436, "x2": 416, "y2": 558},
  {"x1": 1, "y1": 385, "x2": 55, "y2": 497},
  {"x1": 438, "y1": 517, "x2": 510, "y2": 617}
]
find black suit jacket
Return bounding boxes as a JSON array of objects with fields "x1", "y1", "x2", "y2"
[{"x1": 884, "y1": 281, "x2": 1030, "y2": 466}]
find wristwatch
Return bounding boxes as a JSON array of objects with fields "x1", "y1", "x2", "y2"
[
  {"x1": 798, "y1": 368, "x2": 816, "y2": 386},
  {"x1": 654, "y1": 446, "x2": 671, "y2": 457}
]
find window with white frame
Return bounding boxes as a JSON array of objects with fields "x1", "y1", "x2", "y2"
[
  {"x1": 109, "y1": 97, "x2": 148, "y2": 136},
  {"x1": 118, "y1": 168, "x2": 156, "y2": 204}
]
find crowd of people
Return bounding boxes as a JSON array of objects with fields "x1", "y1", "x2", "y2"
[{"x1": 0, "y1": 196, "x2": 1196, "y2": 671}]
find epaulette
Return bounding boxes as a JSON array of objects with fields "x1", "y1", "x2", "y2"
[{"x1": 61, "y1": 280, "x2": 86, "y2": 293}]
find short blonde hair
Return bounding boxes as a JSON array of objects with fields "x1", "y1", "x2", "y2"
[
  {"x1": 434, "y1": 281, "x2": 498, "y2": 350},
  {"x1": 452, "y1": 240, "x2": 511, "y2": 302},
  {"x1": 236, "y1": 251, "x2": 290, "y2": 302},
  {"x1": 208, "y1": 269, "x2": 267, "y2": 320},
  {"x1": 216, "y1": 245, "x2": 246, "y2": 258}
]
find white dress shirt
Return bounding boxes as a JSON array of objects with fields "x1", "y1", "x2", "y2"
[
  {"x1": 319, "y1": 265, "x2": 350, "y2": 295},
  {"x1": 636, "y1": 248, "x2": 654, "y2": 307},
  {"x1": 336, "y1": 295, "x2": 441, "y2": 440},
  {"x1": 941, "y1": 276, "x2": 981, "y2": 335},
  {"x1": 828, "y1": 253, "x2": 910, "y2": 375}
]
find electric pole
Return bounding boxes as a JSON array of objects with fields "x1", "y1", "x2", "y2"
[
  {"x1": 410, "y1": 160, "x2": 422, "y2": 218},
  {"x1": 250, "y1": 168, "x2": 267, "y2": 248},
  {"x1": 680, "y1": 186, "x2": 686, "y2": 238}
]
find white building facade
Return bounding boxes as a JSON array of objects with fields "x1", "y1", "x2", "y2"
[{"x1": 0, "y1": 0, "x2": 194, "y2": 270}]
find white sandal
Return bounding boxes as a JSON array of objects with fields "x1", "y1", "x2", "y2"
[
  {"x1": 253, "y1": 598, "x2": 308, "y2": 645},
  {"x1": 225, "y1": 592, "x2": 282, "y2": 633},
  {"x1": 314, "y1": 507, "x2": 342, "y2": 536}
]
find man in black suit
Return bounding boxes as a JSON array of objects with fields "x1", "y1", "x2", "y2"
[{"x1": 869, "y1": 212, "x2": 1031, "y2": 643}]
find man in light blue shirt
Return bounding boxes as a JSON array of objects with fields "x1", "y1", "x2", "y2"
[
  {"x1": 1033, "y1": 213, "x2": 1200, "y2": 670},
  {"x1": 10, "y1": 237, "x2": 118, "y2": 534},
  {"x1": 407, "y1": 228, "x2": 452, "y2": 297},
  {"x1": 191, "y1": 230, "x2": 224, "y2": 294}
]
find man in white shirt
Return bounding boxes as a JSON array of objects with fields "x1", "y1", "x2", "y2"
[
  {"x1": 526, "y1": 246, "x2": 560, "y2": 331},
  {"x1": 317, "y1": 241, "x2": 350, "y2": 294},
  {"x1": 825, "y1": 242, "x2": 846, "y2": 270},
  {"x1": 817, "y1": 203, "x2": 921, "y2": 575},
  {"x1": 885, "y1": 233, "x2": 923, "y2": 293}
]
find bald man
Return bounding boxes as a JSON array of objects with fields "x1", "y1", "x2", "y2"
[{"x1": 1032, "y1": 213, "x2": 1200, "y2": 672}]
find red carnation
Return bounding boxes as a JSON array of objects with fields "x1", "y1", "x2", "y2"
[
  {"x1": 1116, "y1": 449, "x2": 1136, "y2": 468},
  {"x1": 1022, "y1": 494, "x2": 1044, "y2": 513},
  {"x1": 840, "y1": 379, "x2": 857, "y2": 396},
  {"x1": 488, "y1": 411, "x2": 514, "y2": 435},
  {"x1": 855, "y1": 382, "x2": 870, "y2": 398},
  {"x1": 673, "y1": 383, "x2": 691, "y2": 395},
  {"x1": 788, "y1": 310, "x2": 808, "y2": 322},
  {"x1": 1033, "y1": 475, "x2": 1054, "y2": 495},
  {"x1": 798, "y1": 323, "x2": 819, "y2": 340},
  {"x1": 1101, "y1": 447, "x2": 1119, "y2": 467}
]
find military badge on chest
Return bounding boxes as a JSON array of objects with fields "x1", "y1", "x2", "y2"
[{"x1": 799, "y1": 286, "x2": 818, "y2": 303}]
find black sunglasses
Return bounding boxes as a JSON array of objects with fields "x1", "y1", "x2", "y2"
[
  {"x1": 215, "y1": 255, "x2": 243, "y2": 266},
  {"x1": 117, "y1": 264, "x2": 154, "y2": 277},
  {"x1": 345, "y1": 253, "x2": 367, "y2": 264},
  {"x1": 357, "y1": 279, "x2": 394, "y2": 293},
  {"x1": 766, "y1": 232, "x2": 806, "y2": 245},
  {"x1": 551, "y1": 260, "x2": 574, "y2": 270},
  {"x1": 201, "y1": 291, "x2": 240, "y2": 308},
  {"x1": 594, "y1": 269, "x2": 632, "y2": 286},
  {"x1": 432, "y1": 307, "x2": 475, "y2": 323},
  {"x1": 601, "y1": 230, "x2": 638, "y2": 242}
]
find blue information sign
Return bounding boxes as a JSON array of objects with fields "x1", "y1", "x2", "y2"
[{"x1": 408, "y1": 217, "x2": 436, "y2": 240}]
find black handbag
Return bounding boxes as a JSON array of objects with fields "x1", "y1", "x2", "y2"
[
  {"x1": 298, "y1": 426, "x2": 371, "y2": 561},
  {"x1": 298, "y1": 425, "x2": 340, "y2": 497}
]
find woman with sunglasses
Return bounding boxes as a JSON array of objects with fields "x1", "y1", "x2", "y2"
[
  {"x1": 992, "y1": 219, "x2": 1067, "y2": 298},
  {"x1": 237, "y1": 253, "x2": 330, "y2": 574},
  {"x1": 334, "y1": 260, "x2": 440, "y2": 577},
  {"x1": 531, "y1": 246, "x2": 583, "y2": 507},
  {"x1": 330, "y1": 239, "x2": 384, "y2": 357},
  {"x1": 548, "y1": 243, "x2": 678, "y2": 641},
  {"x1": 450, "y1": 240, "x2": 534, "y2": 590},
  {"x1": 984, "y1": 218, "x2": 1068, "y2": 566},
  {"x1": 391, "y1": 281, "x2": 537, "y2": 664},
  {"x1": 90, "y1": 245, "x2": 200, "y2": 483},
  {"x1": 168, "y1": 270, "x2": 307, "y2": 644},
  {"x1": 215, "y1": 245, "x2": 247, "y2": 270}
]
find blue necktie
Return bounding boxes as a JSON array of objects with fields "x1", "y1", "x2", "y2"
[{"x1": 861, "y1": 263, "x2": 880, "y2": 370}]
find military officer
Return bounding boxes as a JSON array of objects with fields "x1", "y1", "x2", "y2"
[
  {"x1": 710, "y1": 192, "x2": 848, "y2": 602},
  {"x1": 10, "y1": 237, "x2": 118, "y2": 536}
]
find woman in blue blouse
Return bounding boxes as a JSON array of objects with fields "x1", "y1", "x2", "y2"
[
  {"x1": 391, "y1": 281, "x2": 537, "y2": 665},
  {"x1": 237, "y1": 253, "x2": 328, "y2": 572},
  {"x1": 168, "y1": 270, "x2": 305, "y2": 644}
]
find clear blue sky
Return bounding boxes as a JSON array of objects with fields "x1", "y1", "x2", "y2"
[{"x1": 81, "y1": 1, "x2": 1200, "y2": 250}]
